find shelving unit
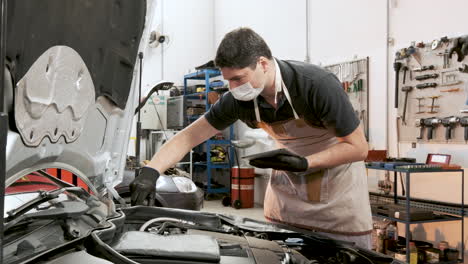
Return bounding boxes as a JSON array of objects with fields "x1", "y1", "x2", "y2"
[
  {"x1": 184, "y1": 69, "x2": 234, "y2": 195},
  {"x1": 366, "y1": 164, "x2": 464, "y2": 263}
]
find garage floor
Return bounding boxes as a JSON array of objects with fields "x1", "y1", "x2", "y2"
[{"x1": 201, "y1": 199, "x2": 266, "y2": 222}]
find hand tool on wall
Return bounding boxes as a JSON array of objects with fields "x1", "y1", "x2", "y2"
[
  {"x1": 423, "y1": 117, "x2": 441, "y2": 140},
  {"x1": 461, "y1": 116, "x2": 468, "y2": 142},
  {"x1": 394, "y1": 62, "x2": 402, "y2": 108},
  {"x1": 415, "y1": 73, "x2": 439, "y2": 81},
  {"x1": 431, "y1": 37, "x2": 449, "y2": 50},
  {"x1": 440, "y1": 80, "x2": 461, "y2": 87},
  {"x1": 427, "y1": 96, "x2": 440, "y2": 114},
  {"x1": 440, "y1": 36, "x2": 450, "y2": 45},
  {"x1": 437, "y1": 50, "x2": 450, "y2": 69},
  {"x1": 441, "y1": 116, "x2": 460, "y2": 140},
  {"x1": 407, "y1": 45, "x2": 422, "y2": 65},
  {"x1": 459, "y1": 64, "x2": 468, "y2": 73},
  {"x1": 440, "y1": 72, "x2": 461, "y2": 86},
  {"x1": 414, "y1": 65, "x2": 435, "y2": 72},
  {"x1": 415, "y1": 118, "x2": 426, "y2": 140},
  {"x1": 395, "y1": 49, "x2": 409, "y2": 60},
  {"x1": 416, "y1": 83, "x2": 438, "y2": 89},
  {"x1": 343, "y1": 81, "x2": 350, "y2": 92},
  {"x1": 441, "y1": 88, "x2": 461, "y2": 93},
  {"x1": 431, "y1": 39, "x2": 441, "y2": 50},
  {"x1": 352, "y1": 79, "x2": 363, "y2": 93},
  {"x1": 414, "y1": 97, "x2": 425, "y2": 114},
  {"x1": 401, "y1": 86, "x2": 413, "y2": 125},
  {"x1": 402, "y1": 66, "x2": 409, "y2": 84},
  {"x1": 449, "y1": 35, "x2": 468, "y2": 62}
]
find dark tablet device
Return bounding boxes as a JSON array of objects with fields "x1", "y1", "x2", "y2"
[{"x1": 242, "y1": 148, "x2": 295, "y2": 161}]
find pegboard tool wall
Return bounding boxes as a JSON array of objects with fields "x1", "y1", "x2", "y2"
[
  {"x1": 325, "y1": 57, "x2": 369, "y2": 140},
  {"x1": 396, "y1": 36, "x2": 468, "y2": 144}
]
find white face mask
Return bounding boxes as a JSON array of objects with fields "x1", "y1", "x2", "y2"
[{"x1": 230, "y1": 81, "x2": 264, "y2": 101}]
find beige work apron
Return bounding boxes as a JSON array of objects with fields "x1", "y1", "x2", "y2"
[{"x1": 254, "y1": 77, "x2": 372, "y2": 236}]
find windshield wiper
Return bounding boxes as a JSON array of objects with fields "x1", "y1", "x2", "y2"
[
  {"x1": 4, "y1": 199, "x2": 90, "y2": 232},
  {"x1": 5, "y1": 187, "x2": 89, "y2": 222}
]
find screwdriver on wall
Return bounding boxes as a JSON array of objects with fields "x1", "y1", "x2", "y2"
[
  {"x1": 415, "y1": 73, "x2": 439, "y2": 81},
  {"x1": 394, "y1": 62, "x2": 402, "y2": 108},
  {"x1": 401, "y1": 86, "x2": 413, "y2": 125},
  {"x1": 402, "y1": 66, "x2": 408, "y2": 84}
]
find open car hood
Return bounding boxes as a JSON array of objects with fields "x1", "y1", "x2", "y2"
[{"x1": 5, "y1": 0, "x2": 148, "y2": 195}]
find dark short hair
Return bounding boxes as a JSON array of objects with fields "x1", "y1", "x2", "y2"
[{"x1": 215, "y1": 27, "x2": 272, "y2": 69}]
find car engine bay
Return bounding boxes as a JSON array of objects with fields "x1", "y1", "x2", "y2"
[{"x1": 6, "y1": 204, "x2": 393, "y2": 264}]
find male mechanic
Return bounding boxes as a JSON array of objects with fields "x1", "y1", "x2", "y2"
[{"x1": 130, "y1": 27, "x2": 373, "y2": 248}]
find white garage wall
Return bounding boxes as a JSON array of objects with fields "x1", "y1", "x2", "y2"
[
  {"x1": 308, "y1": 0, "x2": 388, "y2": 150},
  {"x1": 129, "y1": 0, "x2": 215, "y2": 156},
  {"x1": 141, "y1": 0, "x2": 215, "y2": 90},
  {"x1": 214, "y1": 0, "x2": 307, "y2": 61}
]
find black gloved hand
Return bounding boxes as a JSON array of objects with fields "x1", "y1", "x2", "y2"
[
  {"x1": 130, "y1": 167, "x2": 160, "y2": 206},
  {"x1": 249, "y1": 153, "x2": 308, "y2": 172}
]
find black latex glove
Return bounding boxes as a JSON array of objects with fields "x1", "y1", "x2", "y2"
[
  {"x1": 249, "y1": 153, "x2": 308, "y2": 172},
  {"x1": 130, "y1": 167, "x2": 160, "y2": 206}
]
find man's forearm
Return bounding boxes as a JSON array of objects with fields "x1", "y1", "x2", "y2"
[
  {"x1": 306, "y1": 125, "x2": 368, "y2": 169},
  {"x1": 147, "y1": 132, "x2": 193, "y2": 173},
  {"x1": 145, "y1": 117, "x2": 219, "y2": 173},
  {"x1": 306, "y1": 141, "x2": 368, "y2": 169}
]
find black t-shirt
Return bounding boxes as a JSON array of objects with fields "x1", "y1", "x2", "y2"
[{"x1": 204, "y1": 59, "x2": 360, "y2": 138}]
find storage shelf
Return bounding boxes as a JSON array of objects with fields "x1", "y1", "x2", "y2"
[
  {"x1": 187, "y1": 115, "x2": 203, "y2": 120},
  {"x1": 204, "y1": 187, "x2": 230, "y2": 194},
  {"x1": 366, "y1": 164, "x2": 463, "y2": 173},
  {"x1": 207, "y1": 139, "x2": 231, "y2": 145},
  {"x1": 184, "y1": 69, "x2": 221, "y2": 80},
  {"x1": 185, "y1": 92, "x2": 206, "y2": 98},
  {"x1": 184, "y1": 69, "x2": 233, "y2": 196},
  {"x1": 366, "y1": 165, "x2": 464, "y2": 263},
  {"x1": 193, "y1": 162, "x2": 230, "y2": 169},
  {"x1": 370, "y1": 192, "x2": 465, "y2": 217},
  {"x1": 371, "y1": 213, "x2": 462, "y2": 224}
]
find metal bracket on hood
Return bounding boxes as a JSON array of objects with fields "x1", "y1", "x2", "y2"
[
  {"x1": 106, "y1": 182, "x2": 127, "y2": 208},
  {"x1": 103, "y1": 159, "x2": 127, "y2": 208}
]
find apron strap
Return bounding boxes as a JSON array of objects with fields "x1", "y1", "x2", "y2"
[
  {"x1": 254, "y1": 59, "x2": 300, "y2": 122},
  {"x1": 254, "y1": 98, "x2": 261, "y2": 123},
  {"x1": 273, "y1": 59, "x2": 282, "y2": 105},
  {"x1": 281, "y1": 79, "x2": 300, "y2": 119}
]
